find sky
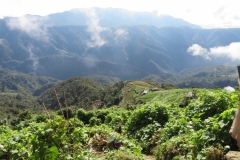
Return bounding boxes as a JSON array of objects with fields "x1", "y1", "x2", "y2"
[{"x1": 0, "y1": 0, "x2": 240, "y2": 29}]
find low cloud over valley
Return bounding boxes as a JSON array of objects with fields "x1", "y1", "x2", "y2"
[{"x1": 188, "y1": 42, "x2": 240, "y2": 61}]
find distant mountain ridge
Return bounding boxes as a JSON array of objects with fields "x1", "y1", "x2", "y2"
[
  {"x1": 0, "y1": 8, "x2": 239, "y2": 82},
  {"x1": 2, "y1": 8, "x2": 201, "y2": 28},
  {"x1": 0, "y1": 24, "x2": 240, "y2": 80},
  {"x1": 47, "y1": 8, "x2": 201, "y2": 28}
]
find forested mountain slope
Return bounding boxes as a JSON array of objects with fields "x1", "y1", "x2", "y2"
[{"x1": 1, "y1": 22, "x2": 240, "y2": 80}]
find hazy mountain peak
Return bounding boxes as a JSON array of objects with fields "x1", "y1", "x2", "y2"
[{"x1": 2, "y1": 7, "x2": 200, "y2": 29}]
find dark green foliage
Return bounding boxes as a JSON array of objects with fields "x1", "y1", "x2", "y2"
[
  {"x1": 176, "y1": 65, "x2": 238, "y2": 88},
  {"x1": 0, "y1": 67, "x2": 57, "y2": 119},
  {"x1": 35, "y1": 114, "x2": 47, "y2": 123},
  {"x1": 33, "y1": 83, "x2": 55, "y2": 96},
  {"x1": 18, "y1": 111, "x2": 32, "y2": 121},
  {"x1": 77, "y1": 108, "x2": 94, "y2": 124},
  {"x1": 0, "y1": 67, "x2": 57, "y2": 94},
  {"x1": 126, "y1": 103, "x2": 168, "y2": 134},
  {"x1": 105, "y1": 113, "x2": 123, "y2": 129},
  {"x1": 101, "y1": 81, "x2": 125, "y2": 107},
  {"x1": 10, "y1": 110, "x2": 32, "y2": 128},
  {"x1": 89, "y1": 117, "x2": 101, "y2": 126},
  {"x1": 38, "y1": 78, "x2": 126, "y2": 110},
  {"x1": 92, "y1": 109, "x2": 110, "y2": 123},
  {"x1": 0, "y1": 92, "x2": 41, "y2": 119},
  {"x1": 126, "y1": 103, "x2": 168, "y2": 153},
  {"x1": 38, "y1": 77, "x2": 104, "y2": 110},
  {"x1": 1, "y1": 87, "x2": 239, "y2": 159},
  {"x1": 156, "y1": 89, "x2": 239, "y2": 160},
  {"x1": 185, "y1": 90, "x2": 236, "y2": 120},
  {"x1": 160, "y1": 83, "x2": 176, "y2": 89},
  {"x1": 57, "y1": 109, "x2": 74, "y2": 119}
]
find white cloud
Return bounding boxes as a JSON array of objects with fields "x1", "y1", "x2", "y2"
[
  {"x1": 114, "y1": 28, "x2": 129, "y2": 46},
  {"x1": 84, "y1": 8, "x2": 107, "y2": 48},
  {"x1": 6, "y1": 15, "x2": 49, "y2": 41},
  {"x1": 188, "y1": 42, "x2": 240, "y2": 61},
  {"x1": 28, "y1": 45, "x2": 39, "y2": 70},
  {"x1": 210, "y1": 42, "x2": 240, "y2": 60},
  {"x1": 113, "y1": 28, "x2": 129, "y2": 60},
  {"x1": 187, "y1": 44, "x2": 210, "y2": 60}
]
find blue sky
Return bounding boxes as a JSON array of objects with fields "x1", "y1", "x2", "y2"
[{"x1": 0, "y1": 0, "x2": 240, "y2": 28}]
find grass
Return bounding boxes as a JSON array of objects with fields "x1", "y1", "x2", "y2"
[
  {"x1": 132, "y1": 81, "x2": 152, "y2": 87},
  {"x1": 121, "y1": 81, "x2": 158, "y2": 107},
  {"x1": 150, "y1": 88, "x2": 204, "y2": 104},
  {"x1": 120, "y1": 81, "x2": 203, "y2": 107},
  {"x1": 139, "y1": 91, "x2": 160, "y2": 102}
]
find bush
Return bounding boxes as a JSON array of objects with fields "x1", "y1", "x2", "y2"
[
  {"x1": 126, "y1": 103, "x2": 168, "y2": 135},
  {"x1": 89, "y1": 117, "x2": 101, "y2": 126},
  {"x1": 35, "y1": 114, "x2": 47, "y2": 122},
  {"x1": 57, "y1": 109, "x2": 74, "y2": 119},
  {"x1": 126, "y1": 103, "x2": 168, "y2": 153},
  {"x1": 77, "y1": 108, "x2": 93, "y2": 124},
  {"x1": 185, "y1": 90, "x2": 237, "y2": 120}
]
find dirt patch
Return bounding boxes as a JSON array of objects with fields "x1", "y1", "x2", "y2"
[{"x1": 133, "y1": 81, "x2": 153, "y2": 87}]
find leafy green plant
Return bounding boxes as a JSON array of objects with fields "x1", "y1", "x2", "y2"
[
  {"x1": 156, "y1": 89, "x2": 238, "y2": 160},
  {"x1": 126, "y1": 103, "x2": 168, "y2": 135},
  {"x1": 126, "y1": 103, "x2": 168, "y2": 153},
  {"x1": 77, "y1": 108, "x2": 93, "y2": 124}
]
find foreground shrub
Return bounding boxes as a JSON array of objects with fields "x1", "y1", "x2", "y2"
[
  {"x1": 185, "y1": 90, "x2": 238, "y2": 120},
  {"x1": 126, "y1": 103, "x2": 168, "y2": 153},
  {"x1": 156, "y1": 90, "x2": 238, "y2": 160},
  {"x1": 77, "y1": 108, "x2": 93, "y2": 124},
  {"x1": 126, "y1": 103, "x2": 168, "y2": 135}
]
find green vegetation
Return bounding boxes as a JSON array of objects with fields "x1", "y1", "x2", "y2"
[
  {"x1": 2, "y1": 15, "x2": 240, "y2": 159},
  {"x1": 156, "y1": 89, "x2": 238, "y2": 159},
  {"x1": 0, "y1": 67, "x2": 57, "y2": 119},
  {"x1": 142, "y1": 65, "x2": 238, "y2": 88},
  {"x1": 38, "y1": 77, "x2": 125, "y2": 110},
  {"x1": 0, "y1": 67, "x2": 239, "y2": 159},
  {"x1": 0, "y1": 79, "x2": 239, "y2": 159}
]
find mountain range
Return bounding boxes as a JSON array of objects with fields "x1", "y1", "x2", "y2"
[
  {"x1": 0, "y1": 8, "x2": 239, "y2": 83},
  {"x1": 7, "y1": 8, "x2": 201, "y2": 28}
]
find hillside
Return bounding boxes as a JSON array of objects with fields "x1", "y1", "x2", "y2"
[
  {"x1": 0, "y1": 68, "x2": 57, "y2": 94},
  {"x1": 176, "y1": 65, "x2": 238, "y2": 88},
  {"x1": 38, "y1": 78, "x2": 193, "y2": 111},
  {"x1": 0, "y1": 67, "x2": 58, "y2": 119},
  {"x1": 0, "y1": 66, "x2": 237, "y2": 120},
  {"x1": 38, "y1": 77, "x2": 105, "y2": 110},
  {"x1": 0, "y1": 82, "x2": 238, "y2": 159},
  {"x1": 0, "y1": 63, "x2": 237, "y2": 120},
  {"x1": 141, "y1": 65, "x2": 238, "y2": 88}
]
